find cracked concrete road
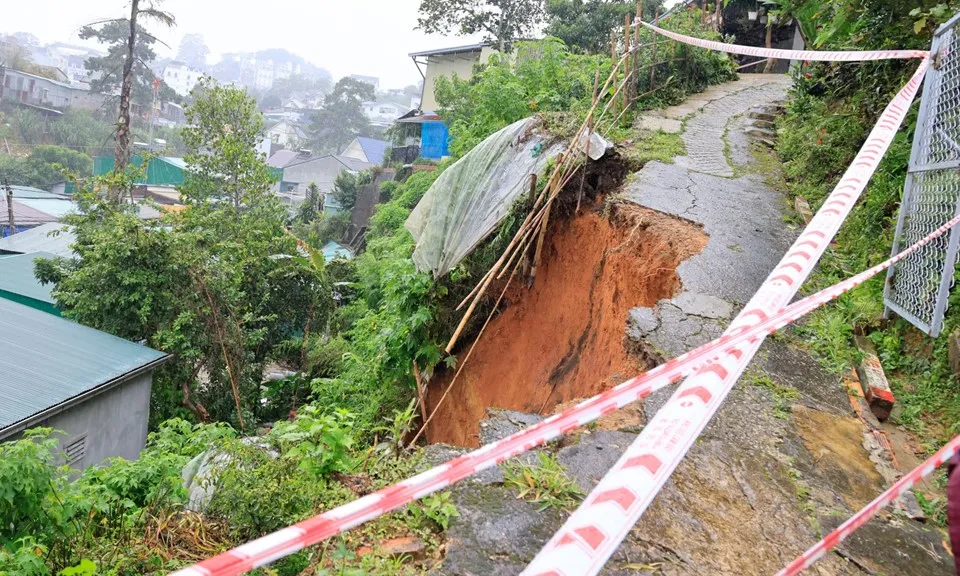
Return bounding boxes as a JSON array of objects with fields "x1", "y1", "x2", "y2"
[{"x1": 616, "y1": 74, "x2": 954, "y2": 575}]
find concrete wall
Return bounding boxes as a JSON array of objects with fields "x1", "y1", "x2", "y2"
[
  {"x1": 39, "y1": 373, "x2": 153, "y2": 469},
  {"x1": 420, "y1": 47, "x2": 496, "y2": 111}
]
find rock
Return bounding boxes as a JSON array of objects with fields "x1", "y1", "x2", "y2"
[
  {"x1": 747, "y1": 111, "x2": 777, "y2": 123},
  {"x1": 357, "y1": 536, "x2": 425, "y2": 558},
  {"x1": 793, "y1": 196, "x2": 813, "y2": 224},
  {"x1": 894, "y1": 490, "x2": 927, "y2": 522},
  {"x1": 182, "y1": 437, "x2": 277, "y2": 512},
  {"x1": 745, "y1": 127, "x2": 776, "y2": 140},
  {"x1": 419, "y1": 443, "x2": 504, "y2": 486},
  {"x1": 479, "y1": 409, "x2": 543, "y2": 445},
  {"x1": 856, "y1": 353, "x2": 895, "y2": 421}
]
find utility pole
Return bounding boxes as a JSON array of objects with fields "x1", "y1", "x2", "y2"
[{"x1": 3, "y1": 179, "x2": 15, "y2": 237}]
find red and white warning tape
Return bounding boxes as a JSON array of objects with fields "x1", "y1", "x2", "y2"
[
  {"x1": 171, "y1": 28, "x2": 939, "y2": 576},
  {"x1": 639, "y1": 21, "x2": 929, "y2": 61},
  {"x1": 171, "y1": 207, "x2": 954, "y2": 576},
  {"x1": 520, "y1": 53, "x2": 929, "y2": 576},
  {"x1": 779, "y1": 433, "x2": 960, "y2": 575}
]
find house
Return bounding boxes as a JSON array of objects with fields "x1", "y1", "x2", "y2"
[
  {"x1": 0, "y1": 222, "x2": 75, "y2": 258},
  {"x1": 265, "y1": 120, "x2": 307, "y2": 148},
  {"x1": 267, "y1": 148, "x2": 309, "y2": 169},
  {"x1": 321, "y1": 241, "x2": 353, "y2": 261},
  {"x1": 361, "y1": 101, "x2": 409, "y2": 127},
  {"x1": 277, "y1": 155, "x2": 372, "y2": 210},
  {"x1": 341, "y1": 136, "x2": 390, "y2": 165},
  {"x1": 409, "y1": 43, "x2": 496, "y2": 111},
  {"x1": 0, "y1": 68, "x2": 101, "y2": 111},
  {"x1": 394, "y1": 110, "x2": 450, "y2": 160},
  {"x1": 0, "y1": 186, "x2": 75, "y2": 235},
  {"x1": 0, "y1": 299, "x2": 169, "y2": 470},
  {"x1": 0, "y1": 251, "x2": 60, "y2": 315},
  {"x1": 348, "y1": 74, "x2": 379, "y2": 90}
]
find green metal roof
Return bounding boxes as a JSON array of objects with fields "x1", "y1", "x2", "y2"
[
  {"x1": 0, "y1": 299, "x2": 169, "y2": 436},
  {"x1": 0, "y1": 251, "x2": 58, "y2": 315}
]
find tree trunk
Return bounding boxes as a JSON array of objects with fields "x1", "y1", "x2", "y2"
[
  {"x1": 763, "y1": 22, "x2": 775, "y2": 73},
  {"x1": 113, "y1": 0, "x2": 139, "y2": 201}
]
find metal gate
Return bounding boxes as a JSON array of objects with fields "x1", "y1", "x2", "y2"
[{"x1": 884, "y1": 14, "x2": 960, "y2": 337}]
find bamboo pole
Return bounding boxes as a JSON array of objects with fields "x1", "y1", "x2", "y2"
[
  {"x1": 623, "y1": 13, "x2": 631, "y2": 112},
  {"x1": 523, "y1": 174, "x2": 537, "y2": 279},
  {"x1": 650, "y1": 8, "x2": 659, "y2": 92},
  {"x1": 610, "y1": 29, "x2": 618, "y2": 118}
]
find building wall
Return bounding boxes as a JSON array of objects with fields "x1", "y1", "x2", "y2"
[
  {"x1": 340, "y1": 139, "x2": 369, "y2": 163},
  {"x1": 420, "y1": 47, "x2": 496, "y2": 111},
  {"x1": 38, "y1": 373, "x2": 153, "y2": 470},
  {"x1": 282, "y1": 156, "x2": 353, "y2": 195},
  {"x1": 163, "y1": 65, "x2": 202, "y2": 97}
]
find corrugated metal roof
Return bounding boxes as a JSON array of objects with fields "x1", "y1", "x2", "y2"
[
  {"x1": 7, "y1": 185, "x2": 56, "y2": 198},
  {"x1": 409, "y1": 42, "x2": 489, "y2": 58},
  {"x1": 0, "y1": 252, "x2": 56, "y2": 304},
  {"x1": 0, "y1": 223, "x2": 75, "y2": 257},
  {"x1": 0, "y1": 196, "x2": 59, "y2": 226},
  {"x1": 0, "y1": 299, "x2": 169, "y2": 436},
  {"x1": 17, "y1": 198, "x2": 76, "y2": 218}
]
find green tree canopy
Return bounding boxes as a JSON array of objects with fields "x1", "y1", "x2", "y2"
[
  {"x1": 416, "y1": 0, "x2": 546, "y2": 52},
  {"x1": 545, "y1": 0, "x2": 663, "y2": 54},
  {"x1": 80, "y1": 20, "x2": 179, "y2": 110},
  {"x1": 180, "y1": 77, "x2": 273, "y2": 208},
  {"x1": 307, "y1": 77, "x2": 376, "y2": 155}
]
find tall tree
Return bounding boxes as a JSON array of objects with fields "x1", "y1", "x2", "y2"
[
  {"x1": 180, "y1": 77, "x2": 273, "y2": 208},
  {"x1": 545, "y1": 0, "x2": 663, "y2": 54},
  {"x1": 417, "y1": 0, "x2": 546, "y2": 52},
  {"x1": 307, "y1": 77, "x2": 375, "y2": 155},
  {"x1": 175, "y1": 33, "x2": 209, "y2": 69},
  {"x1": 81, "y1": 1, "x2": 175, "y2": 185}
]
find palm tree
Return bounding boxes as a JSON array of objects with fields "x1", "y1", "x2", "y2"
[{"x1": 113, "y1": 0, "x2": 175, "y2": 198}]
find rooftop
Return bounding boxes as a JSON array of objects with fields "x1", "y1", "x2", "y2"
[
  {"x1": 0, "y1": 252, "x2": 57, "y2": 309},
  {"x1": 409, "y1": 42, "x2": 490, "y2": 58},
  {"x1": 0, "y1": 223, "x2": 75, "y2": 258},
  {"x1": 355, "y1": 137, "x2": 390, "y2": 165},
  {"x1": 0, "y1": 299, "x2": 169, "y2": 437}
]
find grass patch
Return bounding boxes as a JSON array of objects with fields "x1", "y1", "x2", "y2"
[
  {"x1": 622, "y1": 129, "x2": 686, "y2": 170},
  {"x1": 747, "y1": 370, "x2": 800, "y2": 419},
  {"x1": 503, "y1": 452, "x2": 584, "y2": 511}
]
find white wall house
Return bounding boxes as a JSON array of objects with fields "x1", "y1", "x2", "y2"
[
  {"x1": 162, "y1": 62, "x2": 202, "y2": 97},
  {"x1": 266, "y1": 120, "x2": 306, "y2": 148},
  {"x1": 361, "y1": 101, "x2": 408, "y2": 127},
  {"x1": 409, "y1": 43, "x2": 497, "y2": 111}
]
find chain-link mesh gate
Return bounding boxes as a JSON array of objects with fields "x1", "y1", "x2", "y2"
[{"x1": 884, "y1": 16, "x2": 960, "y2": 337}]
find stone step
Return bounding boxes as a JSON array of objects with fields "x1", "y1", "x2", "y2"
[
  {"x1": 747, "y1": 111, "x2": 778, "y2": 123},
  {"x1": 745, "y1": 127, "x2": 776, "y2": 139},
  {"x1": 750, "y1": 118, "x2": 775, "y2": 130}
]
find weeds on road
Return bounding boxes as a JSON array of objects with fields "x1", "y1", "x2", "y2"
[
  {"x1": 747, "y1": 371, "x2": 800, "y2": 420},
  {"x1": 504, "y1": 453, "x2": 584, "y2": 512}
]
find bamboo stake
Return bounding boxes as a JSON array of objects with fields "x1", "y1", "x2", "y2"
[
  {"x1": 522, "y1": 174, "x2": 537, "y2": 279},
  {"x1": 610, "y1": 29, "x2": 618, "y2": 118},
  {"x1": 412, "y1": 360, "x2": 428, "y2": 424},
  {"x1": 650, "y1": 8, "x2": 659, "y2": 91},
  {"x1": 623, "y1": 13, "x2": 632, "y2": 111},
  {"x1": 577, "y1": 69, "x2": 601, "y2": 215}
]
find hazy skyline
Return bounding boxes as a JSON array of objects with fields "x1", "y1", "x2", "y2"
[{"x1": 3, "y1": 0, "x2": 486, "y2": 89}]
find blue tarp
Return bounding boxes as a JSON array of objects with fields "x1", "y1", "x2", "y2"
[{"x1": 420, "y1": 122, "x2": 449, "y2": 159}]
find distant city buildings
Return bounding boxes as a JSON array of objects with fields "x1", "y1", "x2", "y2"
[
  {"x1": 162, "y1": 62, "x2": 203, "y2": 97},
  {"x1": 348, "y1": 74, "x2": 379, "y2": 90}
]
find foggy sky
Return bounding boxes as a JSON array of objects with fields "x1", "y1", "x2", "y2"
[{"x1": 2, "y1": 0, "x2": 485, "y2": 89}]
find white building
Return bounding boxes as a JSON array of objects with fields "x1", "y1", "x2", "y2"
[
  {"x1": 361, "y1": 101, "x2": 408, "y2": 127},
  {"x1": 162, "y1": 62, "x2": 202, "y2": 97},
  {"x1": 265, "y1": 120, "x2": 307, "y2": 148}
]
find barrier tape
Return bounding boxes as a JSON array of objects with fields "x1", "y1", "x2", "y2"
[
  {"x1": 639, "y1": 21, "x2": 929, "y2": 61},
  {"x1": 168, "y1": 175, "x2": 953, "y2": 576},
  {"x1": 778, "y1": 434, "x2": 960, "y2": 575},
  {"x1": 520, "y1": 54, "x2": 929, "y2": 576},
  {"x1": 171, "y1": 33, "x2": 936, "y2": 576}
]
